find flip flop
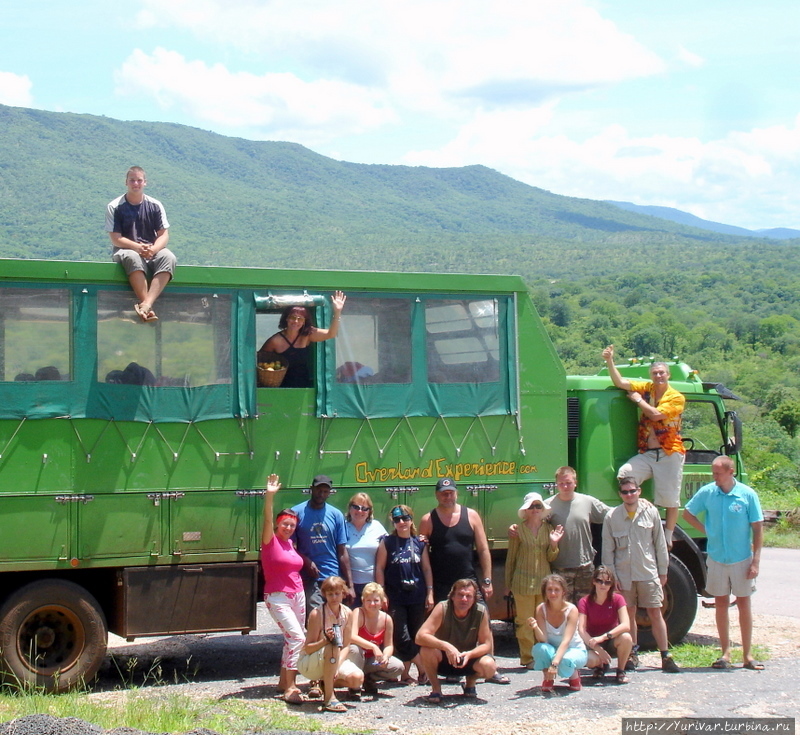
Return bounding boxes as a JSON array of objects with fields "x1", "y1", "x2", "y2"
[
  {"x1": 744, "y1": 659, "x2": 765, "y2": 670},
  {"x1": 486, "y1": 672, "x2": 510, "y2": 684},
  {"x1": 322, "y1": 698, "x2": 347, "y2": 712},
  {"x1": 711, "y1": 658, "x2": 733, "y2": 669},
  {"x1": 134, "y1": 303, "x2": 159, "y2": 322},
  {"x1": 284, "y1": 690, "x2": 305, "y2": 704}
]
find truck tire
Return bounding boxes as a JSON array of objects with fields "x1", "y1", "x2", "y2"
[
  {"x1": 635, "y1": 556, "x2": 697, "y2": 649},
  {"x1": 0, "y1": 579, "x2": 108, "y2": 692}
]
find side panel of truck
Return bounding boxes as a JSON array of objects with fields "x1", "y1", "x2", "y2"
[{"x1": 0, "y1": 258, "x2": 736, "y2": 688}]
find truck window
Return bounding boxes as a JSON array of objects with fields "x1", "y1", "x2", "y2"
[
  {"x1": 97, "y1": 290, "x2": 231, "y2": 387},
  {"x1": 682, "y1": 399, "x2": 725, "y2": 464},
  {"x1": 321, "y1": 294, "x2": 513, "y2": 419},
  {"x1": 335, "y1": 297, "x2": 412, "y2": 384},
  {"x1": 0, "y1": 287, "x2": 70, "y2": 382},
  {"x1": 426, "y1": 299, "x2": 500, "y2": 383}
]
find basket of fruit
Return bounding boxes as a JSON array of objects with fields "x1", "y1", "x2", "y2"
[{"x1": 257, "y1": 352, "x2": 289, "y2": 387}]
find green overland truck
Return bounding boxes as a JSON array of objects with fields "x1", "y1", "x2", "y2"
[{"x1": 0, "y1": 258, "x2": 741, "y2": 690}]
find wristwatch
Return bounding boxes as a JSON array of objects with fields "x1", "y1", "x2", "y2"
[{"x1": 483, "y1": 577, "x2": 492, "y2": 586}]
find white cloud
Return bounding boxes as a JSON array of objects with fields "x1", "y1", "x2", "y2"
[
  {"x1": 0, "y1": 70, "x2": 33, "y2": 107},
  {"x1": 677, "y1": 46, "x2": 705, "y2": 68},
  {"x1": 404, "y1": 113, "x2": 800, "y2": 229},
  {"x1": 114, "y1": 48, "x2": 396, "y2": 144},
  {"x1": 132, "y1": 0, "x2": 666, "y2": 112}
]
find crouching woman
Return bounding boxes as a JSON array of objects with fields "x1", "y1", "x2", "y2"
[
  {"x1": 298, "y1": 576, "x2": 363, "y2": 712},
  {"x1": 531, "y1": 574, "x2": 588, "y2": 692}
]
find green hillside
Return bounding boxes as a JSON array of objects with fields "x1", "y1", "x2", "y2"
[
  {"x1": 2, "y1": 103, "x2": 800, "y2": 505},
  {"x1": 0, "y1": 103, "x2": 762, "y2": 278}
]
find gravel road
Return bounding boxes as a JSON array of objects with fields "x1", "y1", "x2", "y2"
[{"x1": 3, "y1": 602, "x2": 798, "y2": 735}]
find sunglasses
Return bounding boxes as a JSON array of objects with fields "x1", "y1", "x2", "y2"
[
  {"x1": 392, "y1": 515, "x2": 412, "y2": 523},
  {"x1": 528, "y1": 503, "x2": 544, "y2": 510},
  {"x1": 350, "y1": 503, "x2": 371, "y2": 512},
  {"x1": 595, "y1": 579, "x2": 613, "y2": 586},
  {"x1": 619, "y1": 489, "x2": 639, "y2": 495}
]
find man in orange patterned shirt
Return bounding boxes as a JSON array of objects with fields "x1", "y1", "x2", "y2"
[{"x1": 602, "y1": 345, "x2": 685, "y2": 549}]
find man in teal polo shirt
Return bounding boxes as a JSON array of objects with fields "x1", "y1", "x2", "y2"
[{"x1": 683, "y1": 456, "x2": 764, "y2": 670}]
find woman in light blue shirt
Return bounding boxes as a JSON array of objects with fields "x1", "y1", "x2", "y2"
[{"x1": 345, "y1": 492, "x2": 387, "y2": 606}]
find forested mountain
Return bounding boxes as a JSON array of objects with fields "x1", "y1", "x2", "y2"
[
  {"x1": 2, "y1": 103, "x2": 800, "y2": 503},
  {"x1": 606, "y1": 200, "x2": 800, "y2": 240}
]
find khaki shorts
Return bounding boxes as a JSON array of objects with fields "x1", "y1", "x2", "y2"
[
  {"x1": 623, "y1": 579, "x2": 664, "y2": 608},
  {"x1": 297, "y1": 648, "x2": 326, "y2": 681},
  {"x1": 618, "y1": 449, "x2": 684, "y2": 508},
  {"x1": 298, "y1": 646, "x2": 362, "y2": 683},
  {"x1": 706, "y1": 557, "x2": 756, "y2": 598}
]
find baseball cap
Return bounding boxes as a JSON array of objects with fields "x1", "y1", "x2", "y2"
[
  {"x1": 435, "y1": 477, "x2": 457, "y2": 492},
  {"x1": 311, "y1": 474, "x2": 333, "y2": 488}
]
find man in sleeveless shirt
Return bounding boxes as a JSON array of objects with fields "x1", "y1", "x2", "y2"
[
  {"x1": 419, "y1": 477, "x2": 509, "y2": 684},
  {"x1": 415, "y1": 579, "x2": 497, "y2": 702}
]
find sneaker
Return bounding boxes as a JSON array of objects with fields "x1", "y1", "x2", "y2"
[
  {"x1": 661, "y1": 655, "x2": 681, "y2": 673},
  {"x1": 625, "y1": 651, "x2": 639, "y2": 671}
]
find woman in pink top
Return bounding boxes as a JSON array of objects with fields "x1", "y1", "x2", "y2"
[
  {"x1": 261, "y1": 473, "x2": 306, "y2": 704},
  {"x1": 577, "y1": 565, "x2": 633, "y2": 684}
]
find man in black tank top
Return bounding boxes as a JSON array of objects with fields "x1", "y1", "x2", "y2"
[
  {"x1": 418, "y1": 478, "x2": 511, "y2": 685},
  {"x1": 419, "y1": 478, "x2": 493, "y2": 603}
]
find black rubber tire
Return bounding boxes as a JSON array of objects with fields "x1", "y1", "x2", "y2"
[
  {"x1": 0, "y1": 579, "x2": 108, "y2": 692},
  {"x1": 635, "y1": 555, "x2": 697, "y2": 649}
]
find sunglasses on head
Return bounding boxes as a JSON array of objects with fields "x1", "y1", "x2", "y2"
[
  {"x1": 350, "y1": 503, "x2": 370, "y2": 512},
  {"x1": 392, "y1": 514, "x2": 412, "y2": 523}
]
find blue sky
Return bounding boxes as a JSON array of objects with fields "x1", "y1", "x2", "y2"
[{"x1": 3, "y1": 0, "x2": 799, "y2": 229}]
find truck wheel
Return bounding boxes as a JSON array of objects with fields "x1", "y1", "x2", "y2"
[
  {"x1": 0, "y1": 580, "x2": 108, "y2": 692},
  {"x1": 635, "y1": 556, "x2": 697, "y2": 649}
]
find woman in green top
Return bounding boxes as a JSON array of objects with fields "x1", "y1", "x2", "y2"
[{"x1": 505, "y1": 492, "x2": 563, "y2": 666}]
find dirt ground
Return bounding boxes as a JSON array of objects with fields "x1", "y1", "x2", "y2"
[{"x1": 95, "y1": 602, "x2": 800, "y2": 735}]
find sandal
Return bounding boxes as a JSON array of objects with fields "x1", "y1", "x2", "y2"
[
  {"x1": 461, "y1": 684, "x2": 478, "y2": 698},
  {"x1": 426, "y1": 691, "x2": 443, "y2": 705},
  {"x1": 615, "y1": 669, "x2": 629, "y2": 685},
  {"x1": 486, "y1": 672, "x2": 510, "y2": 684},
  {"x1": 284, "y1": 690, "x2": 305, "y2": 704},
  {"x1": 400, "y1": 676, "x2": 417, "y2": 686},
  {"x1": 134, "y1": 303, "x2": 158, "y2": 322},
  {"x1": 541, "y1": 678, "x2": 555, "y2": 693},
  {"x1": 323, "y1": 699, "x2": 347, "y2": 713},
  {"x1": 592, "y1": 663, "x2": 609, "y2": 679},
  {"x1": 744, "y1": 659, "x2": 765, "y2": 670},
  {"x1": 568, "y1": 673, "x2": 582, "y2": 691},
  {"x1": 712, "y1": 658, "x2": 733, "y2": 670},
  {"x1": 306, "y1": 681, "x2": 323, "y2": 699}
]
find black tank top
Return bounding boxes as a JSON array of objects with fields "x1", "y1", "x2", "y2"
[
  {"x1": 429, "y1": 506, "x2": 476, "y2": 600},
  {"x1": 278, "y1": 332, "x2": 311, "y2": 387}
]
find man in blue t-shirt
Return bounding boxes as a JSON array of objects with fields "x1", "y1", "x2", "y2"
[
  {"x1": 683, "y1": 456, "x2": 764, "y2": 670},
  {"x1": 105, "y1": 166, "x2": 176, "y2": 323},
  {"x1": 292, "y1": 475, "x2": 353, "y2": 612}
]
